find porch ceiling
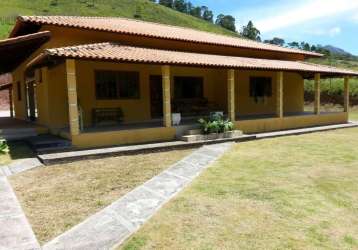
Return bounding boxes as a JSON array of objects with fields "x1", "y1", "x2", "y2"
[
  {"x1": 29, "y1": 42, "x2": 358, "y2": 78},
  {"x1": 0, "y1": 31, "x2": 51, "y2": 74}
]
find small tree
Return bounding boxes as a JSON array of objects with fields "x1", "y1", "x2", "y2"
[
  {"x1": 190, "y1": 6, "x2": 202, "y2": 18},
  {"x1": 288, "y1": 41, "x2": 300, "y2": 49},
  {"x1": 215, "y1": 14, "x2": 236, "y2": 32},
  {"x1": 173, "y1": 0, "x2": 187, "y2": 13},
  {"x1": 264, "y1": 37, "x2": 285, "y2": 46},
  {"x1": 201, "y1": 6, "x2": 213, "y2": 23},
  {"x1": 158, "y1": 0, "x2": 173, "y2": 8},
  {"x1": 241, "y1": 21, "x2": 261, "y2": 41}
]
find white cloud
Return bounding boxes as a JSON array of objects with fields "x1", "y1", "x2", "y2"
[
  {"x1": 353, "y1": 13, "x2": 358, "y2": 22},
  {"x1": 307, "y1": 26, "x2": 341, "y2": 36},
  {"x1": 254, "y1": 0, "x2": 358, "y2": 33},
  {"x1": 328, "y1": 27, "x2": 341, "y2": 36}
]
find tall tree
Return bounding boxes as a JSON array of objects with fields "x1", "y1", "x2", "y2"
[
  {"x1": 201, "y1": 6, "x2": 213, "y2": 22},
  {"x1": 241, "y1": 21, "x2": 261, "y2": 41},
  {"x1": 215, "y1": 14, "x2": 236, "y2": 32},
  {"x1": 173, "y1": 0, "x2": 187, "y2": 13},
  {"x1": 158, "y1": 0, "x2": 173, "y2": 8},
  {"x1": 264, "y1": 37, "x2": 285, "y2": 46}
]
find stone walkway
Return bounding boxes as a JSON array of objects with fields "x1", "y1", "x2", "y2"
[
  {"x1": 43, "y1": 142, "x2": 233, "y2": 250},
  {"x1": 0, "y1": 158, "x2": 43, "y2": 177},
  {"x1": 0, "y1": 177, "x2": 40, "y2": 250}
]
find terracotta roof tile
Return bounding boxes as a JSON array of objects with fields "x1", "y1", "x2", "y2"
[
  {"x1": 40, "y1": 43, "x2": 358, "y2": 77},
  {"x1": 18, "y1": 16, "x2": 321, "y2": 57}
]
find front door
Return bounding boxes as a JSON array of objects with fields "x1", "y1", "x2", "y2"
[{"x1": 149, "y1": 75, "x2": 163, "y2": 118}]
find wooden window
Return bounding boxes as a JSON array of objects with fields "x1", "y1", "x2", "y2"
[
  {"x1": 250, "y1": 77, "x2": 272, "y2": 100},
  {"x1": 95, "y1": 71, "x2": 140, "y2": 100},
  {"x1": 174, "y1": 76, "x2": 203, "y2": 99},
  {"x1": 17, "y1": 81, "x2": 21, "y2": 101}
]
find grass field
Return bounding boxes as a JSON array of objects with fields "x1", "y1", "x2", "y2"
[
  {"x1": 121, "y1": 128, "x2": 358, "y2": 250},
  {"x1": 0, "y1": 0, "x2": 235, "y2": 39},
  {"x1": 9, "y1": 148, "x2": 193, "y2": 244}
]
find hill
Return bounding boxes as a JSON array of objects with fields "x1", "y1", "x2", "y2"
[
  {"x1": 0, "y1": 0, "x2": 236, "y2": 39},
  {"x1": 323, "y1": 45, "x2": 352, "y2": 57}
]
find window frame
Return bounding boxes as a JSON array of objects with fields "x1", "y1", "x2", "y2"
[{"x1": 94, "y1": 70, "x2": 140, "y2": 100}]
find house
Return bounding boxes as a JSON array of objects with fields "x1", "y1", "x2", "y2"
[{"x1": 0, "y1": 16, "x2": 357, "y2": 148}]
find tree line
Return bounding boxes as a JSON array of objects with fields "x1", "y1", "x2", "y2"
[
  {"x1": 263, "y1": 37, "x2": 331, "y2": 56},
  {"x1": 149, "y1": 0, "x2": 261, "y2": 41}
]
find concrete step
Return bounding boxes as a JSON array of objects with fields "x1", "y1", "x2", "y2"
[
  {"x1": 0, "y1": 128, "x2": 38, "y2": 141},
  {"x1": 181, "y1": 130, "x2": 243, "y2": 142},
  {"x1": 26, "y1": 134, "x2": 72, "y2": 153},
  {"x1": 185, "y1": 129, "x2": 202, "y2": 135}
]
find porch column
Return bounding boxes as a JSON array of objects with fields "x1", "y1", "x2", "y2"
[
  {"x1": 9, "y1": 86, "x2": 14, "y2": 118},
  {"x1": 314, "y1": 73, "x2": 321, "y2": 115},
  {"x1": 227, "y1": 69, "x2": 236, "y2": 121},
  {"x1": 65, "y1": 59, "x2": 80, "y2": 136},
  {"x1": 276, "y1": 71, "x2": 283, "y2": 118},
  {"x1": 344, "y1": 76, "x2": 350, "y2": 113},
  {"x1": 162, "y1": 65, "x2": 172, "y2": 127}
]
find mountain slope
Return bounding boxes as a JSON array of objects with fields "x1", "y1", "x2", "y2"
[
  {"x1": 323, "y1": 45, "x2": 352, "y2": 57},
  {"x1": 0, "y1": 0, "x2": 236, "y2": 39}
]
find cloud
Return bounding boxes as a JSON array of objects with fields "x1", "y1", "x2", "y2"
[
  {"x1": 305, "y1": 26, "x2": 341, "y2": 36},
  {"x1": 254, "y1": 0, "x2": 358, "y2": 33},
  {"x1": 353, "y1": 13, "x2": 358, "y2": 22},
  {"x1": 328, "y1": 27, "x2": 341, "y2": 36}
]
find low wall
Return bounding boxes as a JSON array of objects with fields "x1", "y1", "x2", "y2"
[
  {"x1": 235, "y1": 112, "x2": 348, "y2": 134},
  {"x1": 71, "y1": 126, "x2": 176, "y2": 148}
]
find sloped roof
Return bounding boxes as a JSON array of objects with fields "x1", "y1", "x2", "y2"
[
  {"x1": 0, "y1": 31, "x2": 51, "y2": 74},
  {"x1": 29, "y1": 43, "x2": 358, "y2": 78},
  {"x1": 13, "y1": 16, "x2": 322, "y2": 58}
]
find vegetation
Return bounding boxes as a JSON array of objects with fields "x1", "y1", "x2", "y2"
[
  {"x1": 0, "y1": 140, "x2": 8, "y2": 154},
  {"x1": 121, "y1": 128, "x2": 358, "y2": 250},
  {"x1": 0, "y1": 0, "x2": 236, "y2": 39},
  {"x1": 305, "y1": 57, "x2": 358, "y2": 103},
  {"x1": 198, "y1": 113, "x2": 234, "y2": 134},
  {"x1": 9, "y1": 148, "x2": 193, "y2": 244}
]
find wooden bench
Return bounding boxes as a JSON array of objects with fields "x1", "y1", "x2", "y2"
[{"x1": 92, "y1": 108, "x2": 123, "y2": 126}]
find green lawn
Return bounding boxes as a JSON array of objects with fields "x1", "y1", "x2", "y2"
[{"x1": 121, "y1": 128, "x2": 358, "y2": 250}]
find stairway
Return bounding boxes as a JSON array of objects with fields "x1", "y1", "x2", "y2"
[
  {"x1": 26, "y1": 134, "x2": 72, "y2": 153},
  {"x1": 0, "y1": 127, "x2": 38, "y2": 141}
]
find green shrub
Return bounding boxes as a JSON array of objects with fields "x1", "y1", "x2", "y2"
[
  {"x1": 0, "y1": 140, "x2": 8, "y2": 154},
  {"x1": 198, "y1": 113, "x2": 234, "y2": 134}
]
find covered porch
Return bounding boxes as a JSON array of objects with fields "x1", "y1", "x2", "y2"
[{"x1": 29, "y1": 43, "x2": 356, "y2": 148}]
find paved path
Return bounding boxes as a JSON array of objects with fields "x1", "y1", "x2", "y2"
[
  {"x1": 43, "y1": 142, "x2": 233, "y2": 250},
  {"x1": 0, "y1": 177, "x2": 40, "y2": 250},
  {"x1": 0, "y1": 158, "x2": 43, "y2": 177}
]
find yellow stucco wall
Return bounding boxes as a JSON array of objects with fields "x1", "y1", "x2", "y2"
[
  {"x1": 236, "y1": 71, "x2": 304, "y2": 116},
  {"x1": 236, "y1": 112, "x2": 348, "y2": 134},
  {"x1": 72, "y1": 127, "x2": 176, "y2": 148}
]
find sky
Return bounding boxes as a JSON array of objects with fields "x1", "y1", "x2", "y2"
[{"x1": 190, "y1": 0, "x2": 358, "y2": 55}]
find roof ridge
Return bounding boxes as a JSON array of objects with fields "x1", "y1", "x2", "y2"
[
  {"x1": 20, "y1": 15, "x2": 319, "y2": 54},
  {"x1": 18, "y1": 15, "x2": 322, "y2": 57}
]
